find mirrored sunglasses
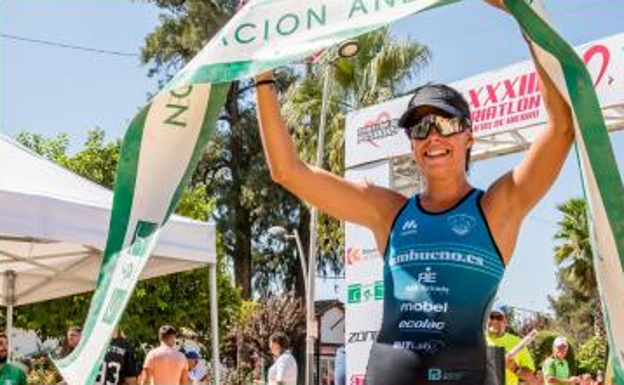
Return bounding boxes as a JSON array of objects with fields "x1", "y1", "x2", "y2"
[{"x1": 406, "y1": 114, "x2": 469, "y2": 140}]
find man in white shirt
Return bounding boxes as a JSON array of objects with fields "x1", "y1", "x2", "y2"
[{"x1": 267, "y1": 333, "x2": 297, "y2": 385}]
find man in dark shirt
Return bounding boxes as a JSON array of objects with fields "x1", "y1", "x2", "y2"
[{"x1": 95, "y1": 329, "x2": 139, "y2": 385}]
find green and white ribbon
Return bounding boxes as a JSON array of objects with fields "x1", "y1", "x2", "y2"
[
  {"x1": 503, "y1": 1, "x2": 624, "y2": 382},
  {"x1": 54, "y1": 0, "x2": 624, "y2": 384}
]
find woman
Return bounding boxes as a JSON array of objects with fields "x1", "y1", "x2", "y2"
[
  {"x1": 254, "y1": 7, "x2": 573, "y2": 385},
  {"x1": 267, "y1": 333, "x2": 298, "y2": 385}
]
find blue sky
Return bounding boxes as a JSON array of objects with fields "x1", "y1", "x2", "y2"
[{"x1": 2, "y1": 0, "x2": 623, "y2": 312}]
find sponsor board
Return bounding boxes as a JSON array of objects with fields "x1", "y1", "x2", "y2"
[
  {"x1": 348, "y1": 330, "x2": 378, "y2": 343},
  {"x1": 345, "y1": 33, "x2": 624, "y2": 168},
  {"x1": 347, "y1": 281, "x2": 384, "y2": 304}
]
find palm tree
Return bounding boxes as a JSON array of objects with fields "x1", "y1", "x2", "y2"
[
  {"x1": 553, "y1": 198, "x2": 605, "y2": 338},
  {"x1": 281, "y1": 26, "x2": 430, "y2": 273},
  {"x1": 554, "y1": 198, "x2": 596, "y2": 292}
]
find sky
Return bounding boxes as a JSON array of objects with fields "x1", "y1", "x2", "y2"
[{"x1": 2, "y1": 0, "x2": 623, "y2": 313}]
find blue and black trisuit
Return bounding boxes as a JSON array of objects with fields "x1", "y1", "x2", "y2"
[{"x1": 365, "y1": 189, "x2": 505, "y2": 385}]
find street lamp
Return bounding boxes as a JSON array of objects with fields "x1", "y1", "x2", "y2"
[
  {"x1": 268, "y1": 226, "x2": 308, "y2": 295},
  {"x1": 337, "y1": 40, "x2": 360, "y2": 60},
  {"x1": 305, "y1": 39, "x2": 360, "y2": 385}
]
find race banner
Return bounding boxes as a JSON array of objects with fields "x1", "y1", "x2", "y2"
[
  {"x1": 345, "y1": 32, "x2": 624, "y2": 168},
  {"x1": 54, "y1": 0, "x2": 624, "y2": 383}
]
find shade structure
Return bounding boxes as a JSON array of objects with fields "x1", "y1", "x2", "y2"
[
  {"x1": 0, "y1": 133, "x2": 217, "y2": 306},
  {"x1": 0, "y1": 133, "x2": 221, "y2": 379}
]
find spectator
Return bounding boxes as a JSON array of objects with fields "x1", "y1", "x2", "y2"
[
  {"x1": 57, "y1": 326, "x2": 82, "y2": 358},
  {"x1": 139, "y1": 325, "x2": 189, "y2": 385},
  {"x1": 579, "y1": 373, "x2": 594, "y2": 385},
  {"x1": 542, "y1": 337, "x2": 580, "y2": 384},
  {"x1": 185, "y1": 350, "x2": 208, "y2": 384},
  {"x1": 96, "y1": 328, "x2": 139, "y2": 385},
  {"x1": 486, "y1": 304, "x2": 535, "y2": 385},
  {"x1": 334, "y1": 345, "x2": 346, "y2": 385},
  {"x1": 0, "y1": 333, "x2": 27, "y2": 385},
  {"x1": 267, "y1": 333, "x2": 297, "y2": 385}
]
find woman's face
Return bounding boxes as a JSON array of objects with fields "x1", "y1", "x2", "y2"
[
  {"x1": 410, "y1": 120, "x2": 473, "y2": 178},
  {"x1": 270, "y1": 340, "x2": 282, "y2": 357}
]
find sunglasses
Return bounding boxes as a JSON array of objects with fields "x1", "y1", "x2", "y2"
[
  {"x1": 405, "y1": 114, "x2": 470, "y2": 140},
  {"x1": 489, "y1": 314, "x2": 505, "y2": 321}
]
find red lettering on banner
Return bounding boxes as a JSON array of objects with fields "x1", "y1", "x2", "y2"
[
  {"x1": 583, "y1": 44, "x2": 610, "y2": 87},
  {"x1": 350, "y1": 374, "x2": 366, "y2": 385},
  {"x1": 468, "y1": 88, "x2": 483, "y2": 109},
  {"x1": 458, "y1": 42, "x2": 611, "y2": 135},
  {"x1": 484, "y1": 83, "x2": 502, "y2": 105},
  {"x1": 467, "y1": 73, "x2": 539, "y2": 111},
  {"x1": 468, "y1": 71, "x2": 543, "y2": 133}
]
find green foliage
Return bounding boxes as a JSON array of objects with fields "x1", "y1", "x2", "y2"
[
  {"x1": 550, "y1": 197, "x2": 605, "y2": 343},
  {"x1": 141, "y1": 0, "x2": 238, "y2": 84},
  {"x1": 576, "y1": 335, "x2": 607, "y2": 374},
  {"x1": 16, "y1": 129, "x2": 120, "y2": 189},
  {"x1": 221, "y1": 293, "x2": 305, "y2": 383},
  {"x1": 14, "y1": 130, "x2": 241, "y2": 355},
  {"x1": 143, "y1": 0, "x2": 309, "y2": 299},
  {"x1": 553, "y1": 198, "x2": 596, "y2": 294}
]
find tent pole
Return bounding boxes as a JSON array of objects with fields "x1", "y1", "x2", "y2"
[
  {"x1": 209, "y1": 264, "x2": 220, "y2": 385},
  {"x1": 4, "y1": 270, "x2": 16, "y2": 362},
  {"x1": 6, "y1": 304, "x2": 13, "y2": 362}
]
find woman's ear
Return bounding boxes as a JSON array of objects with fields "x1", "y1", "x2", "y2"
[{"x1": 466, "y1": 131, "x2": 475, "y2": 149}]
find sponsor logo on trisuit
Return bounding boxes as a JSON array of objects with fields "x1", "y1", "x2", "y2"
[
  {"x1": 447, "y1": 214, "x2": 476, "y2": 236},
  {"x1": 401, "y1": 219, "x2": 419, "y2": 236},
  {"x1": 400, "y1": 301, "x2": 449, "y2": 313},
  {"x1": 398, "y1": 319, "x2": 445, "y2": 331},
  {"x1": 393, "y1": 339, "x2": 446, "y2": 354},
  {"x1": 389, "y1": 250, "x2": 484, "y2": 267}
]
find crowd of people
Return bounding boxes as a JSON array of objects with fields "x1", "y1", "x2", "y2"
[
  {"x1": 1, "y1": 324, "x2": 305, "y2": 385},
  {"x1": 0, "y1": 317, "x2": 609, "y2": 385},
  {"x1": 0, "y1": 325, "x2": 212, "y2": 385},
  {"x1": 485, "y1": 306, "x2": 604, "y2": 385}
]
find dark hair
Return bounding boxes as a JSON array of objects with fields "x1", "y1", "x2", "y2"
[
  {"x1": 67, "y1": 326, "x2": 82, "y2": 333},
  {"x1": 0, "y1": 333, "x2": 7, "y2": 341},
  {"x1": 269, "y1": 332, "x2": 290, "y2": 350}
]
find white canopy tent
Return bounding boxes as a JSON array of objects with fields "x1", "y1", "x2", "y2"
[{"x1": 0, "y1": 133, "x2": 221, "y2": 379}]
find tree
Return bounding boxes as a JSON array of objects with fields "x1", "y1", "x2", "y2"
[
  {"x1": 552, "y1": 198, "x2": 605, "y2": 339},
  {"x1": 576, "y1": 335, "x2": 608, "y2": 374},
  {"x1": 14, "y1": 130, "x2": 242, "y2": 354},
  {"x1": 221, "y1": 292, "x2": 305, "y2": 384},
  {"x1": 142, "y1": 0, "x2": 301, "y2": 300},
  {"x1": 554, "y1": 199, "x2": 595, "y2": 294}
]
